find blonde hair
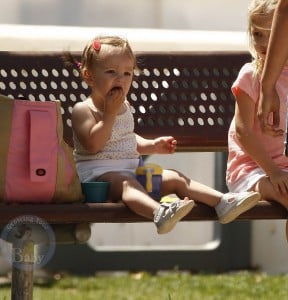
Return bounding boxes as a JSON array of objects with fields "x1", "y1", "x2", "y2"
[
  {"x1": 63, "y1": 35, "x2": 137, "y2": 76},
  {"x1": 247, "y1": 0, "x2": 278, "y2": 76},
  {"x1": 81, "y1": 36, "x2": 137, "y2": 73}
]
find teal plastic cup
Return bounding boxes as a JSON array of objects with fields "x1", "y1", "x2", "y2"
[{"x1": 81, "y1": 182, "x2": 109, "y2": 203}]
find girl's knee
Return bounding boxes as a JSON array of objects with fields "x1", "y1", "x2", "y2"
[
  {"x1": 122, "y1": 179, "x2": 130, "y2": 191},
  {"x1": 123, "y1": 178, "x2": 142, "y2": 188}
]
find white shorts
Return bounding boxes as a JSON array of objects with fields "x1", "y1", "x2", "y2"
[
  {"x1": 227, "y1": 168, "x2": 266, "y2": 193},
  {"x1": 76, "y1": 158, "x2": 140, "y2": 182},
  {"x1": 228, "y1": 167, "x2": 288, "y2": 193}
]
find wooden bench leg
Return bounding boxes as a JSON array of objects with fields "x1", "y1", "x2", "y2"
[
  {"x1": 11, "y1": 263, "x2": 34, "y2": 300},
  {"x1": 11, "y1": 239, "x2": 34, "y2": 300},
  {"x1": 8, "y1": 222, "x2": 91, "y2": 299}
]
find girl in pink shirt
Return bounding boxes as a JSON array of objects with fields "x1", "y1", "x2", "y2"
[{"x1": 227, "y1": 0, "x2": 288, "y2": 209}]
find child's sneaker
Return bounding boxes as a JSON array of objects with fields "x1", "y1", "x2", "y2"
[
  {"x1": 215, "y1": 191, "x2": 261, "y2": 224},
  {"x1": 154, "y1": 199, "x2": 194, "y2": 234}
]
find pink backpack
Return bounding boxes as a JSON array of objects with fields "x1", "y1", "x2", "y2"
[{"x1": 0, "y1": 95, "x2": 83, "y2": 203}]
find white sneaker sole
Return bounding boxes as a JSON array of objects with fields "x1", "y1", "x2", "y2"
[
  {"x1": 219, "y1": 192, "x2": 261, "y2": 224},
  {"x1": 157, "y1": 200, "x2": 195, "y2": 234}
]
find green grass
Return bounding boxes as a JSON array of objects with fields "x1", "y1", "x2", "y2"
[{"x1": 1, "y1": 271, "x2": 288, "y2": 300}]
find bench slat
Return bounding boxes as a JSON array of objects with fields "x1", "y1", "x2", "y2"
[{"x1": 0, "y1": 201, "x2": 286, "y2": 224}]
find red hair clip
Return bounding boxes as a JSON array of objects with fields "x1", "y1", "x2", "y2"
[{"x1": 93, "y1": 39, "x2": 101, "y2": 51}]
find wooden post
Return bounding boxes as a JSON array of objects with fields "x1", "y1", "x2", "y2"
[{"x1": 11, "y1": 231, "x2": 35, "y2": 300}]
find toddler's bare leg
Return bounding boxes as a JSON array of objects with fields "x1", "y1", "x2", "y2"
[
  {"x1": 161, "y1": 169, "x2": 222, "y2": 207},
  {"x1": 98, "y1": 172, "x2": 159, "y2": 219},
  {"x1": 122, "y1": 179, "x2": 160, "y2": 219},
  {"x1": 98, "y1": 171, "x2": 194, "y2": 234}
]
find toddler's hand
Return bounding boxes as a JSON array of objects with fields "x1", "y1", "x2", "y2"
[
  {"x1": 154, "y1": 136, "x2": 177, "y2": 154},
  {"x1": 105, "y1": 87, "x2": 125, "y2": 115}
]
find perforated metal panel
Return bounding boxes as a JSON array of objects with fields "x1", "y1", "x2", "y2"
[
  {"x1": 0, "y1": 52, "x2": 86, "y2": 147},
  {"x1": 132, "y1": 52, "x2": 250, "y2": 150},
  {"x1": 0, "y1": 51, "x2": 250, "y2": 150}
]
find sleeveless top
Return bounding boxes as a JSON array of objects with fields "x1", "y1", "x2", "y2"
[{"x1": 73, "y1": 98, "x2": 139, "y2": 162}]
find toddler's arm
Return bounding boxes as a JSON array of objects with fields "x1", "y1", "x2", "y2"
[
  {"x1": 72, "y1": 88, "x2": 125, "y2": 153},
  {"x1": 136, "y1": 135, "x2": 177, "y2": 155}
]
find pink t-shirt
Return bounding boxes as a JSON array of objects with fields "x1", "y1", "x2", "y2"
[{"x1": 226, "y1": 62, "x2": 288, "y2": 186}]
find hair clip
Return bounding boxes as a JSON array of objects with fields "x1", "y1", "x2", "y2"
[
  {"x1": 76, "y1": 62, "x2": 82, "y2": 69},
  {"x1": 93, "y1": 39, "x2": 101, "y2": 51}
]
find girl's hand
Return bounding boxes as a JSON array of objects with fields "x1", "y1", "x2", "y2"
[
  {"x1": 269, "y1": 169, "x2": 288, "y2": 194},
  {"x1": 104, "y1": 87, "x2": 125, "y2": 115},
  {"x1": 258, "y1": 86, "x2": 283, "y2": 136},
  {"x1": 153, "y1": 136, "x2": 177, "y2": 154}
]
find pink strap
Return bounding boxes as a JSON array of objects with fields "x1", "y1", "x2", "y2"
[{"x1": 29, "y1": 110, "x2": 53, "y2": 182}]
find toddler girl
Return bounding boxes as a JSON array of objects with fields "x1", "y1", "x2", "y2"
[{"x1": 67, "y1": 35, "x2": 260, "y2": 234}]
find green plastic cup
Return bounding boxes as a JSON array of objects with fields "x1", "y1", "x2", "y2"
[{"x1": 81, "y1": 182, "x2": 109, "y2": 203}]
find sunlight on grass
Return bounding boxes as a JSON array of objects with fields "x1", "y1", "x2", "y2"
[{"x1": 0, "y1": 271, "x2": 288, "y2": 300}]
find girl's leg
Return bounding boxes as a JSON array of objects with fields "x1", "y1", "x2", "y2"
[
  {"x1": 253, "y1": 177, "x2": 288, "y2": 209},
  {"x1": 161, "y1": 169, "x2": 261, "y2": 224},
  {"x1": 99, "y1": 171, "x2": 159, "y2": 219},
  {"x1": 98, "y1": 171, "x2": 194, "y2": 234},
  {"x1": 161, "y1": 169, "x2": 222, "y2": 207}
]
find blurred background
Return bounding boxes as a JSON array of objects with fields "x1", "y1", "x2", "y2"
[{"x1": 2, "y1": 0, "x2": 248, "y2": 30}]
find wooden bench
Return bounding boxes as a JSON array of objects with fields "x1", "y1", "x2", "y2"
[
  {"x1": 0, "y1": 51, "x2": 287, "y2": 222},
  {"x1": 0, "y1": 51, "x2": 287, "y2": 299}
]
